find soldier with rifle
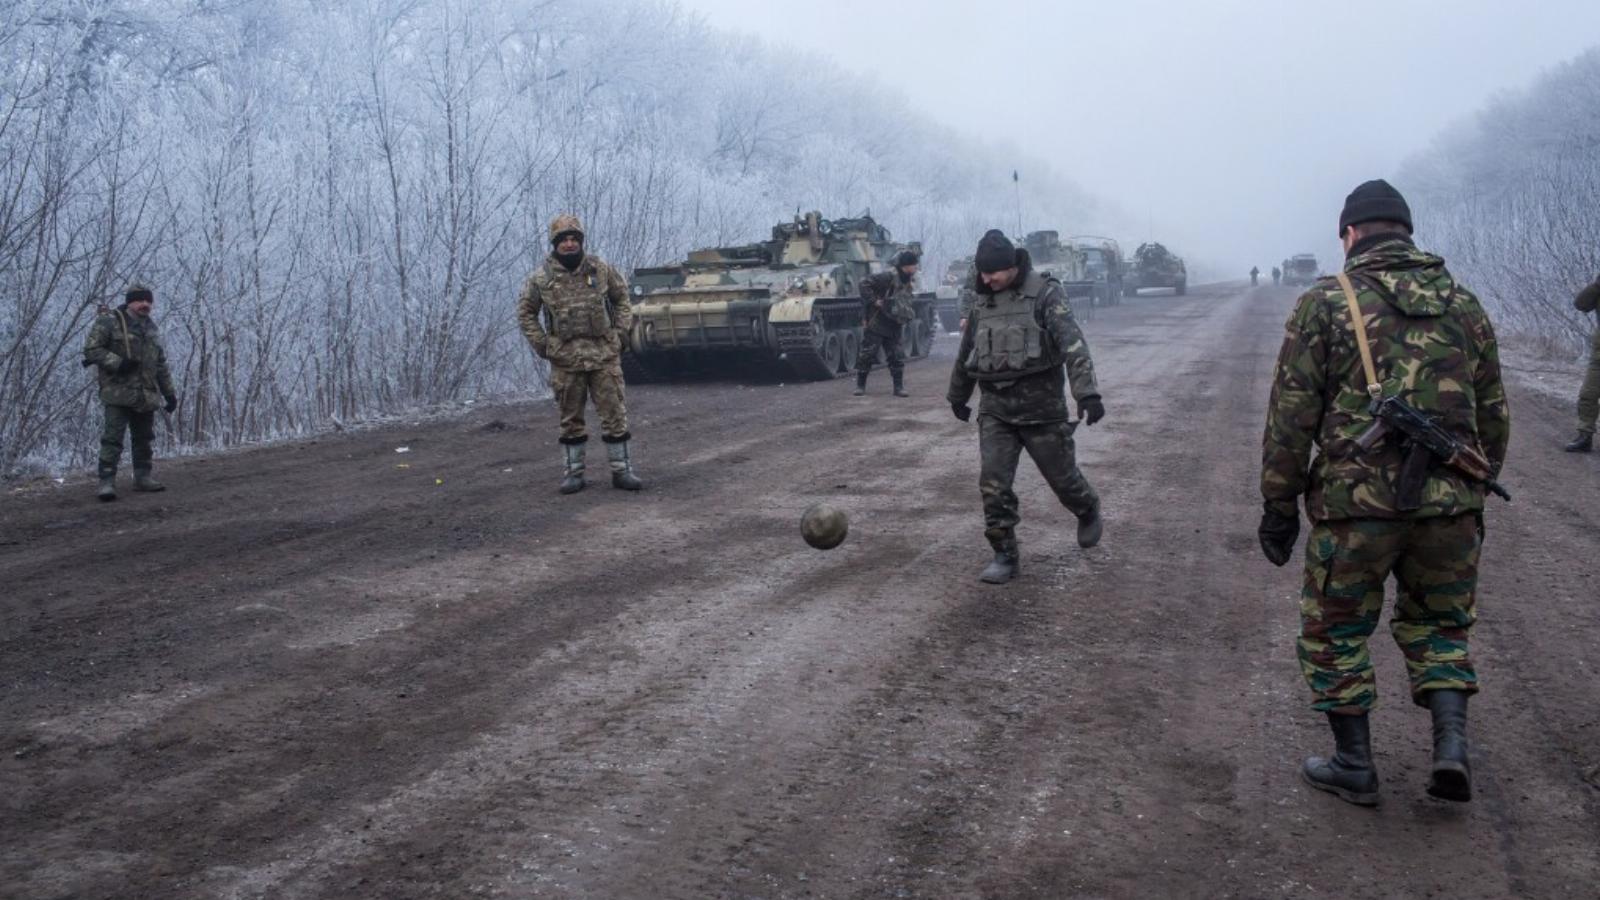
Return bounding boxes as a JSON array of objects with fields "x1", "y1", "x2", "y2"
[
  {"x1": 1259, "y1": 180, "x2": 1510, "y2": 807},
  {"x1": 854, "y1": 250, "x2": 920, "y2": 397},
  {"x1": 82, "y1": 282, "x2": 179, "y2": 501}
]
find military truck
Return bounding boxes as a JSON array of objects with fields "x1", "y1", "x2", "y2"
[
  {"x1": 933, "y1": 256, "x2": 974, "y2": 331},
  {"x1": 622, "y1": 212, "x2": 938, "y2": 382},
  {"x1": 1022, "y1": 230, "x2": 1099, "y2": 308},
  {"x1": 1283, "y1": 253, "x2": 1320, "y2": 286},
  {"x1": 1127, "y1": 242, "x2": 1187, "y2": 296},
  {"x1": 1068, "y1": 235, "x2": 1125, "y2": 307}
]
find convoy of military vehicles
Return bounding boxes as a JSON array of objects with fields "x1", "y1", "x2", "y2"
[{"x1": 1126, "y1": 242, "x2": 1188, "y2": 296}]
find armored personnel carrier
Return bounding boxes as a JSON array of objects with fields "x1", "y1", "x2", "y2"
[
  {"x1": 1067, "y1": 235, "x2": 1125, "y2": 307},
  {"x1": 1022, "y1": 230, "x2": 1099, "y2": 308},
  {"x1": 1128, "y1": 242, "x2": 1187, "y2": 296},
  {"x1": 1283, "y1": 253, "x2": 1320, "y2": 286},
  {"x1": 933, "y1": 255, "x2": 974, "y2": 331},
  {"x1": 622, "y1": 213, "x2": 937, "y2": 382}
]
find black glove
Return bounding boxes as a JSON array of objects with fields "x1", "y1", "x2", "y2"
[
  {"x1": 1078, "y1": 396, "x2": 1105, "y2": 426},
  {"x1": 115, "y1": 357, "x2": 140, "y2": 375},
  {"x1": 164, "y1": 395, "x2": 178, "y2": 414},
  {"x1": 1258, "y1": 508, "x2": 1300, "y2": 567},
  {"x1": 951, "y1": 401, "x2": 972, "y2": 422}
]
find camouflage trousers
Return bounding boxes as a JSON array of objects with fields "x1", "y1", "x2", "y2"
[
  {"x1": 856, "y1": 327, "x2": 905, "y2": 376},
  {"x1": 1298, "y1": 514, "x2": 1481, "y2": 714},
  {"x1": 978, "y1": 416, "x2": 1097, "y2": 547},
  {"x1": 1576, "y1": 343, "x2": 1600, "y2": 433},
  {"x1": 98, "y1": 404, "x2": 156, "y2": 476},
  {"x1": 550, "y1": 362, "x2": 628, "y2": 442}
]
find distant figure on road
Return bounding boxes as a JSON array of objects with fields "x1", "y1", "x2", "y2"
[
  {"x1": 517, "y1": 214, "x2": 643, "y2": 494},
  {"x1": 1259, "y1": 179, "x2": 1509, "y2": 806},
  {"x1": 948, "y1": 230, "x2": 1104, "y2": 584},
  {"x1": 82, "y1": 282, "x2": 179, "y2": 502},
  {"x1": 1272, "y1": 266, "x2": 1282, "y2": 285},
  {"x1": 1564, "y1": 275, "x2": 1600, "y2": 452},
  {"x1": 1251, "y1": 266, "x2": 1260, "y2": 286},
  {"x1": 854, "y1": 250, "x2": 920, "y2": 397}
]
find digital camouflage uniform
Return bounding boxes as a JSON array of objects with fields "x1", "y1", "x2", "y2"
[
  {"x1": 1262, "y1": 236, "x2": 1510, "y2": 714},
  {"x1": 82, "y1": 305, "x2": 177, "y2": 481},
  {"x1": 856, "y1": 270, "x2": 916, "y2": 378},
  {"x1": 517, "y1": 253, "x2": 634, "y2": 444},
  {"x1": 1573, "y1": 278, "x2": 1599, "y2": 437},
  {"x1": 948, "y1": 250, "x2": 1100, "y2": 557}
]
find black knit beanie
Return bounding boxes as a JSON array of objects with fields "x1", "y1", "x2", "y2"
[
  {"x1": 974, "y1": 230, "x2": 1017, "y2": 273},
  {"x1": 1339, "y1": 180, "x2": 1412, "y2": 236},
  {"x1": 894, "y1": 249, "x2": 920, "y2": 268}
]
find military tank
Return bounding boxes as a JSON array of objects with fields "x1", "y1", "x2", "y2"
[{"x1": 622, "y1": 213, "x2": 938, "y2": 382}]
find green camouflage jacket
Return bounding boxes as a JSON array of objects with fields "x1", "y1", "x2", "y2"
[
  {"x1": 1576, "y1": 277, "x2": 1599, "y2": 351},
  {"x1": 82, "y1": 307, "x2": 176, "y2": 412},
  {"x1": 947, "y1": 250, "x2": 1099, "y2": 425},
  {"x1": 517, "y1": 253, "x2": 633, "y2": 372},
  {"x1": 1261, "y1": 237, "x2": 1510, "y2": 523},
  {"x1": 861, "y1": 271, "x2": 916, "y2": 337}
]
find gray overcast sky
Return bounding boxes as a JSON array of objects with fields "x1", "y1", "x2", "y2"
[{"x1": 675, "y1": 0, "x2": 1600, "y2": 274}]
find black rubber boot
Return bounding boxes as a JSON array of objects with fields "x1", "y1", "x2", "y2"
[
  {"x1": 96, "y1": 468, "x2": 117, "y2": 503},
  {"x1": 1426, "y1": 690, "x2": 1472, "y2": 802},
  {"x1": 979, "y1": 530, "x2": 1019, "y2": 584},
  {"x1": 606, "y1": 438, "x2": 643, "y2": 491},
  {"x1": 1302, "y1": 712, "x2": 1381, "y2": 807},
  {"x1": 1565, "y1": 431, "x2": 1594, "y2": 453},
  {"x1": 892, "y1": 372, "x2": 908, "y2": 397},
  {"x1": 133, "y1": 468, "x2": 166, "y2": 492},
  {"x1": 1076, "y1": 501, "x2": 1103, "y2": 548},
  {"x1": 852, "y1": 371, "x2": 868, "y2": 396},
  {"x1": 559, "y1": 441, "x2": 586, "y2": 494}
]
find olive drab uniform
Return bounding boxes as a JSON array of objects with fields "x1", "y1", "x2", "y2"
[
  {"x1": 948, "y1": 250, "x2": 1101, "y2": 570},
  {"x1": 517, "y1": 214, "x2": 642, "y2": 492},
  {"x1": 82, "y1": 301, "x2": 177, "y2": 493},
  {"x1": 1261, "y1": 236, "x2": 1510, "y2": 714},
  {"x1": 855, "y1": 270, "x2": 916, "y2": 392},
  {"x1": 1571, "y1": 277, "x2": 1600, "y2": 445}
]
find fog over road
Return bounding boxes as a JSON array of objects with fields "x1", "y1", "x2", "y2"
[{"x1": 3, "y1": 283, "x2": 1597, "y2": 899}]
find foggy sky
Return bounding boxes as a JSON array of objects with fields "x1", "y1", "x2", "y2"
[{"x1": 675, "y1": 0, "x2": 1600, "y2": 276}]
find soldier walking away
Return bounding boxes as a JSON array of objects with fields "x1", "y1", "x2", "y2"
[
  {"x1": 1272, "y1": 266, "x2": 1282, "y2": 286},
  {"x1": 517, "y1": 214, "x2": 643, "y2": 493},
  {"x1": 81, "y1": 282, "x2": 179, "y2": 502},
  {"x1": 948, "y1": 230, "x2": 1105, "y2": 584},
  {"x1": 1563, "y1": 275, "x2": 1599, "y2": 452},
  {"x1": 854, "y1": 250, "x2": 920, "y2": 397},
  {"x1": 1259, "y1": 179, "x2": 1510, "y2": 807},
  {"x1": 1251, "y1": 266, "x2": 1260, "y2": 286}
]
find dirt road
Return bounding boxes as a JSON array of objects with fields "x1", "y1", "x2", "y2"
[{"x1": 3, "y1": 283, "x2": 1597, "y2": 899}]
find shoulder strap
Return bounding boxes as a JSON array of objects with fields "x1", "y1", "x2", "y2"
[
  {"x1": 114, "y1": 309, "x2": 133, "y2": 360},
  {"x1": 1335, "y1": 272, "x2": 1382, "y2": 400}
]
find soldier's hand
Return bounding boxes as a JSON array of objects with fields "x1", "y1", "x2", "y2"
[
  {"x1": 115, "y1": 357, "x2": 140, "y2": 375},
  {"x1": 1258, "y1": 507, "x2": 1300, "y2": 567},
  {"x1": 950, "y1": 401, "x2": 972, "y2": 422},
  {"x1": 164, "y1": 395, "x2": 178, "y2": 414},
  {"x1": 1078, "y1": 396, "x2": 1105, "y2": 425}
]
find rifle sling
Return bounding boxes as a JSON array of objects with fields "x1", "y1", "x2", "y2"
[{"x1": 1335, "y1": 272, "x2": 1383, "y2": 400}]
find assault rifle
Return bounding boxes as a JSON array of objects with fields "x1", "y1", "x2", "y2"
[{"x1": 1354, "y1": 394, "x2": 1510, "y2": 510}]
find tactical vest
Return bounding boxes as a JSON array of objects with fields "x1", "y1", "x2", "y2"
[
  {"x1": 965, "y1": 270, "x2": 1060, "y2": 379},
  {"x1": 536, "y1": 261, "x2": 613, "y2": 340}
]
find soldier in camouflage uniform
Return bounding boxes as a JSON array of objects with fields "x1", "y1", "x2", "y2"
[
  {"x1": 1259, "y1": 180, "x2": 1510, "y2": 806},
  {"x1": 517, "y1": 214, "x2": 643, "y2": 494},
  {"x1": 82, "y1": 282, "x2": 179, "y2": 501},
  {"x1": 853, "y1": 250, "x2": 920, "y2": 397},
  {"x1": 1563, "y1": 275, "x2": 1599, "y2": 452},
  {"x1": 948, "y1": 230, "x2": 1105, "y2": 584}
]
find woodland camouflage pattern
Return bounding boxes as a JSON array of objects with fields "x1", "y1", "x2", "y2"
[
  {"x1": 82, "y1": 308, "x2": 176, "y2": 412},
  {"x1": 1261, "y1": 238, "x2": 1510, "y2": 523},
  {"x1": 857, "y1": 271, "x2": 914, "y2": 375},
  {"x1": 1575, "y1": 277, "x2": 1599, "y2": 434},
  {"x1": 1298, "y1": 515, "x2": 1480, "y2": 712}
]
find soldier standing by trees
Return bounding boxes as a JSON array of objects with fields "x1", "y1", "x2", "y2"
[
  {"x1": 948, "y1": 230, "x2": 1105, "y2": 584},
  {"x1": 853, "y1": 250, "x2": 920, "y2": 397},
  {"x1": 1259, "y1": 180, "x2": 1510, "y2": 806},
  {"x1": 81, "y1": 283, "x2": 179, "y2": 502},
  {"x1": 1563, "y1": 275, "x2": 1599, "y2": 452},
  {"x1": 517, "y1": 215, "x2": 643, "y2": 494}
]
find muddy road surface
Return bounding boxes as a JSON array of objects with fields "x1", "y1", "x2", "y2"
[{"x1": 3, "y1": 283, "x2": 1597, "y2": 899}]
